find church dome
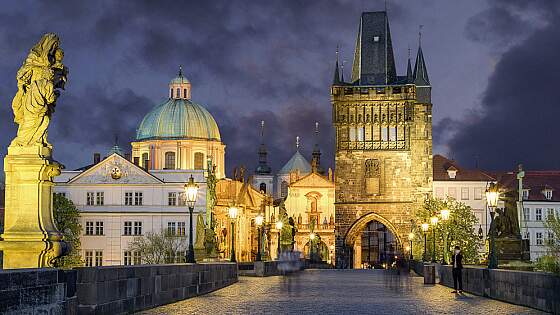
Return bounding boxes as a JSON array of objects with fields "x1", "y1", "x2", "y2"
[
  {"x1": 136, "y1": 98, "x2": 221, "y2": 141},
  {"x1": 279, "y1": 151, "x2": 311, "y2": 175}
]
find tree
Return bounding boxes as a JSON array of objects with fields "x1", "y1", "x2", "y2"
[
  {"x1": 128, "y1": 230, "x2": 187, "y2": 264},
  {"x1": 535, "y1": 216, "x2": 560, "y2": 274},
  {"x1": 414, "y1": 196, "x2": 482, "y2": 264},
  {"x1": 52, "y1": 194, "x2": 83, "y2": 268}
]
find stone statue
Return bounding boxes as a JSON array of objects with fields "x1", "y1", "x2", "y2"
[
  {"x1": 496, "y1": 190, "x2": 521, "y2": 239},
  {"x1": 11, "y1": 33, "x2": 68, "y2": 148},
  {"x1": 195, "y1": 213, "x2": 205, "y2": 249},
  {"x1": 0, "y1": 33, "x2": 68, "y2": 269}
]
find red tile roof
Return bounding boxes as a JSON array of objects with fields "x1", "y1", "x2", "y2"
[
  {"x1": 496, "y1": 171, "x2": 560, "y2": 202},
  {"x1": 433, "y1": 155, "x2": 495, "y2": 181}
]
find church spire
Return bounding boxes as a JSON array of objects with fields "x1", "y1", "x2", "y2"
[
  {"x1": 255, "y1": 120, "x2": 271, "y2": 175},
  {"x1": 333, "y1": 46, "x2": 341, "y2": 85},
  {"x1": 406, "y1": 46, "x2": 413, "y2": 83},
  {"x1": 311, "y1": 122, "x2": 325, "y2": 175},
  {"x1": 413, "y1": 26, "x2": 430, "y2": 86}
]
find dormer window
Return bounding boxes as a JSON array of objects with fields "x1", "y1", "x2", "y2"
[
  {"x1": 446, "y1": 166, "x2": 458, "y2": 179},
  {"x1": 373, "y1": 36, "x2": 380, "y2": 42},
  {"x1": 544, "y1": 189, "x2": 553, "y2": 200},
  {"x1": 522, "y1": 189, "x2": 529, "y2": 200}
]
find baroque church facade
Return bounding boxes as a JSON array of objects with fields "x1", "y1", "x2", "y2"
[{"x1": 332, "y1": 12, "x2": 433, "y2": 268}]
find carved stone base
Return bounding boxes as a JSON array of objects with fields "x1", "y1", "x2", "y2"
[
  {"x1": 0, "y1": 145, "x2": 66, "y2": 269},
  {"x1": 496, "y1": 237, "x2": 530, "y2": 263}
]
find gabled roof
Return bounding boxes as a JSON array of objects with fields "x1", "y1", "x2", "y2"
[
  {"x1": 433, "y1": 155, "x2": 495, "y2": 181},
  {"x1": 279, "y1": 151, "x2": 311, "y2": 175},
  {"x1": 497, "y1": 170, "x2": 560, "y2": 202},
  {"x1": 67, "y1": 153, "x2": 162, "y2": 185},
  {"x1": 289, "y1": 172, "x2": 334, "y2": 189}
]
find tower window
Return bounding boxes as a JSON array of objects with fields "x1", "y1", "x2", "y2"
[
  {"x1": 176, "y1": 88, "x2": 180, "y2": 98},
  {"x1": 259, "y1": 182, "x2": 267, "y2": 193},
  {"x1": 281, "y1": 181, "x2": 288, "y2": 198},
  {"x1": 194, "y1": 152, "x2": 204, "y2": 170},
  {"x1": 184, "y1": 89, "x2": 188, "y2": 98},
  {"x1": 170, "y1": 88, "x2": 173, "y2": 98},
  {"x1": 141, "y1": 153, "x2": 149, "y2": 169},
  {"x1": 164, "y1": 151, "x2": 175, "y2": 170}
]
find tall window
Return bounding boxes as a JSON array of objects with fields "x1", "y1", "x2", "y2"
[
  {"x1": 381, "y1": 128, "x2": 388, "y2": 141},
  {"x1": 135, "y1": 192, "x2": 143, "y2": 206},
  {"x1": 124, "y1": 251, "x2": 132, "y2": 266},
  {"x1": 183, "y1": 89, "x2": 187, "y2": 98},
  {"x1": 448, "y1": 187, "x2": 457, "y2": 199},
  {"x1": 125, "y1": 192, "x2": 133, "y2": 206},
  {"x1": 547, "y1": 231, "x2": 555, "y2": 245},
  {"x1": 194, "y1": 152, "x2": 204, "y2": 169},
  {"x1": 134, "y1": 221, "x2": 142, "y2": 235},
  {"x1": 168, "y1": 192, "x2": 177, "y2": 206},
  {"x1": 142, "y1": 153, "x2": 149, "y2": 169},
  {"x1": 474, "y1": 187, "x2": 483, "y2": 200},
  {"x1": 461, "y1": 187, "x2": 469, "y2": 200},
  {"x1": 259, "y1": 183, "x2": 267, "y2": 193},
  {"x1": 167, "y1": 222, "x2": 177, "y2": 235},
  {"x1": 86, "y1": 192, "x2": 95, "y2": 206},
  {"x1": 281, "y1": 181, "x2": 288, "y2": 198},
  {"x1": 133, "y1": 251, "x2": 142, "y2": 265},
  {"x1": 95, "y1": 221, "x2": 104, "y2": 235},
  {"x1": 547, "y1": 208, "x2": 555, "y2": 220},
  {"x1": 95, "y1": 251, "x2": 103, "y2": 266},
  {"x1": 164, "y1": 152, "x2": 175, "y2": 169},
  {"x1": 178, "y1": 222, "x2": 186, "y2": 236},
  {"x1": 85, "y1": 251, "x2": 93, "y2": 267},
  {"x1": 523, "y1": 208, "x2": 530, "y2": 221},
  {"x1": 536, "y1": 208, "x2": 543, "y2": 221},
  {"x1": 523, "y1": 231, "x2": 530, "y2": 240},
  {"x1": 96, "y1": 192, "x2": 104, "y2": 205},
  {"x1": 124, "y1": 221, "x2": 132, "y2": 235},
  {"x1": 176, "y1": 88, "x2": 180, "y2": 98},
  {"x1": 170, "y1": 88, "x2": 173, "y2": 98},
  {"x1": 85, "y1": 221, "x2": 94, "y2": 235},
  {"x1": 522, "y1": 189, "x2": 529, "y2": 200},
  {"x1": 536, "y1": 232, "x2": 543, "y2": 245},
  {"x1": 389, "y1": 127, "x2": 396, "y2": 141}
]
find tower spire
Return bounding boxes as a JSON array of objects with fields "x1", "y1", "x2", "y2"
[
  {"x1": 413, "y1": 26, "x2": 430, "y2": 86},
  {"x1": 333, "y1": 46, "x2": 341, "y2": 85},
  {"x1": 341, "y1": 59, "x2": 345, "y2": 83},
  {"x1": 406, "y1": 46, "x2": 413, "y2": 82},
  {"x1": 296, "y1": 136, "x2": 300, "y2": 150},
  {"x1": 311, "y1": 122, "x2": 325, "y2": 175},
  {"x1": 255, "y1": 120, "x2": 271, "y2": 175}
]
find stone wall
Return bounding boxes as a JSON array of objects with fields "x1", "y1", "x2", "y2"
[
  {"x1": 76, "y1": 263, "x2": 237, "y2": 314},
  {"x1": 0, "y1": 262, "x2": 237, "y2": 315},
  {"x1": 439, "y1": 265, "x2": 560, "y2": 314},
  {"x1": 0, "y1": 269, "x2": 77, "y2": 314}
]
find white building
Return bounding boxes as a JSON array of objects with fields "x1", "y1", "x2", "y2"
[{"x1": 54, "y1": 69, "x2": 225, "y2": 266}]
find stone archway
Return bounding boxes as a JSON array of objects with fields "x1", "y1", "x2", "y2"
[{"x1": 344, "y1": 212, "x2": 403, "y2": 269}]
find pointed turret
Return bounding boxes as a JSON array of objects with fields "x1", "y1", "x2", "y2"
[
  {"x1": 413, "y1": 35, "x2": 430, "y2": 86},
  {"x1": 255, "y1": 120, "x2": 271, "y2": 175},
  {"x1": 333, "y1": 47, "x2": 341, "y2": 85},
  {"x1": 406, "y1": 48, "x2": 413, "y2": 83},
  {"x1": 350, "y1": 11, "x2": 397, "y2": 85},
  {"x1": 311, "y1": 122, "x2": 325, "y2": 175}
]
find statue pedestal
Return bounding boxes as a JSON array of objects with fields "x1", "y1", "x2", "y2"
[
  {"x1": 0, "y1": 145, "x2": 66, "y2": 269},
  {"x1": 496, "y1": 237, "x2": 530, "y2": 263}
]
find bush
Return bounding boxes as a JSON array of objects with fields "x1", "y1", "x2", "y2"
[{"x1": 535, "y1": 255, "x2": 560, "y2": 274}]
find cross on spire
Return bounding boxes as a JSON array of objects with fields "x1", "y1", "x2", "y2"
[
  {"x1": 296, "y1": 136, "x2": 300, "y2": 150},
  {"x1": 178, "y1": 65, "x2": 183, "y2": 77}
]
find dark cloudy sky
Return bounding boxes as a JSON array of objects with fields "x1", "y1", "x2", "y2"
[{"x1": 0, "y1": 0, "x2": 558, "y2": 180}]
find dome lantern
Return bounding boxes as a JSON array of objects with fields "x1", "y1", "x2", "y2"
[{"x1": 169, "y1": 65, "x2": 191, "y2": 100}]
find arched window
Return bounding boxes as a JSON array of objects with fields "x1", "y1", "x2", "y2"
[
  {"x1": 176, "y1": 88, "x2": 180, "y2": 98},
  {"x1": 281, "y1": 181, "x2": 288, "y2": 198},
  {"x1": 259, "y1": 183, "x2": 267, "y2": 193},
  {"x1": 164, "y1": 152, "x2": 175, "y2": 170},
  {"x1": 141, "y1": 153, "x2": 149, "y2": 169},
  {"x1": 170, "y1": 88, "x2": 173, "y2": 98},
  {"x1": 194, "y1": 152, "x2": 204, "y2": 170},
  {"x1": 184, "y1": 89, "x2": 187, "y2": 98}
]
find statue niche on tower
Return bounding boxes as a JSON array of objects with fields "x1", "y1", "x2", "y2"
[{"x1": 0, "y1": 33, "x2": 69, "y2": 269}]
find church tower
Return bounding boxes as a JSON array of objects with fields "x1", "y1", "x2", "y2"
[
  {"x1": 252, "y1": 121, "x2": 274, "y2": 195},
  {"x1": 332, "y1": 12, "x2": 433, "y2": 268}
]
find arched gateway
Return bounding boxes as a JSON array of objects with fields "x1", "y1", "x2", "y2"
[{"x1": 331, "y1": 11, "x2": 433, "y2": 268}]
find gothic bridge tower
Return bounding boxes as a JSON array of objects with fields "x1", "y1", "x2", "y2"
[{"x1": 332, "y1": 12, "x2": 433, "y2": 268}]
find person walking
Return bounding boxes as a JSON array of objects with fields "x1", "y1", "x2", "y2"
[{"x1": 451, "y1": 245, "x2": 463, "y2": 293}]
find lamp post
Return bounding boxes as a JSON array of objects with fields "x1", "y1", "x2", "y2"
[
  {"x1": 228, "y1": 206, "x2": 238, "y2": 262},
  {"x1": 408, "y1": 232, "x2": 414, "y2": 260},
  {"x1": 184, "y1": 175, "x2": 199, "y2": 263},
  {"x1": 486, "y1": 182, "x2": 500, "y2": 269},
  {"x1": 275, "y1": 221, "x2": 283, "y2": 259},
  {"x1": 421, "y1": 223, "x2": 429, "y2": 261},
  {"x1": 309, "y1": 232, "x2": 316, "y2": 261},
  {"x1": 430, "y1": 216, "x2": 439, "y2": 263},
  {"x1": 255, "y1": 214, "x2": 264, "y2": 262},
  {"x1": 440, "y1": 208, "x2": 450, "y2": 264}
]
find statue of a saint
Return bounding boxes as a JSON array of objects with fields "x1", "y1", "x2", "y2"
[{"x1": 11, "y1": 33, "x2": 68, "y2": 148}]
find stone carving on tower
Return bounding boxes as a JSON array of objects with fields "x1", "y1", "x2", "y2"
[
  {"x1": 332, "y1": 12, "x2": 433, "y2": 268},
  {"x1": 0, "y1": 33, "x2": 69, "y2": 268}
]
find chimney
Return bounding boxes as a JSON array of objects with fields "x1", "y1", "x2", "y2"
[
  {"x1": 93, "y1": 153, "x2": 101, "y2": 164},
  {"x1": 124, "y1": 153, "x2": 131, "y2": 161},
  {"x1": 133, "y1": 157, "x2": 139, "y2": 166}
]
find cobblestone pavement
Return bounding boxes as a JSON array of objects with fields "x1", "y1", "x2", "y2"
[{"x1": 141, "y1": 269, "x2": 545, "y2": 315}]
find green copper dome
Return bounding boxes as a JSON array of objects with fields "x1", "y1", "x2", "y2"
[
  {"x1": 170, "y1": 75, "x2": 190, "y2": 85},
  {"x1": 136, "y1": 98, "x2": 221, "y2": 141}
]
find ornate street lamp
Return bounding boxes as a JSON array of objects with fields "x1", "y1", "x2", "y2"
[
  {"x1": 184, "y1": 175, "x2": 198, "y2": 263},
  {"x1": 255, "y1": 214, "x2": 264, "y2": 262},
  {"x1": 430, "y1": 216, "x2": 439, "y2": 263},
  {"x1": 440, "y1": 208, "x2": 450, "y2": 264},
  {"x1": 486, "y1": 182, "x2": 500, "y2": 269},
  {"x1": 275, "y1": 221, "x2": 283, "y2": 259},
  {"x1": 228, "y1": 206, "x2": 238, "y2": 262},
  {"x1": 421, "y1": 223, "x2": 429, "y2": 262},
  {"x1": 408, "y1": 232, "x2": 414, "y2": 260}
]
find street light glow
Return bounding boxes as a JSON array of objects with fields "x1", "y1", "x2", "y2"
[
  {"x1": 440, "y1": 208, "x2": 450, "y2": 221},
  {"x1": 430, "y1": 216, "x2": 439, "y2": 226},
  {"x1": 228, "y1": 206, "x2": 238, "y2": 219},
  {"x1": 408, "y1": 232, "x2": 414, "y2": 241},
  {"x1": 421, "y1": 223, "x2": 429, "y2": 232},
  {"x1": 255, "y1": 214, "x2": 264, "y2": 226},
  {"x1": 310, "y1": 232, "x2": 316, "y2": 240},
  {"x1": 275, "y1": 221, "x2": 283, "y2": 230},
  {"x1": 184, "y1": 175, "x2": 199, "y2": 208}
]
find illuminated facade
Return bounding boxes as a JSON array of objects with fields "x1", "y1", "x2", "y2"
[{"x1": 333, "y1": 12, "x2": 433, "y2": 268}]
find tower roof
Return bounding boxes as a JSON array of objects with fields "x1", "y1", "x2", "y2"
[
  {"x1": 279, "y1": 151, "x2": 311, "y2": 175},
  {"x1": 350, "y1": 11, "x2": 397, "y2": 85},
  {"x1": 333, "y1": 47, "x2": 341, "y2": 85},
  {"x1": 413, "y1": 45, "x2": 430, "y2": 86},
  {"x1": 256, "y1": 120, "x2": 271, "y2": 175}
]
